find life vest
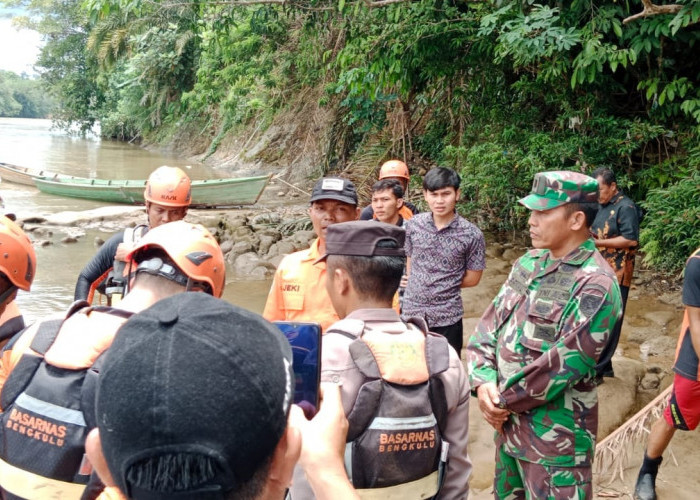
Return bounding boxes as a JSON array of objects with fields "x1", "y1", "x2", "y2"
[
  {"x1": 327, "y1": 318, "x2": 450, "y2": 499},
  {"x1": 0, "y1": 302, "x2": 25, "y2": 347},
  {"x1": 101, "y1": 225, "x2": 148, "y2": 305},
  {"x1": 0, "y1": 301, "x2": 133, "y2": 500},
  {"x1": 398, "y1": 204, "x2": 415, "y2": 221}
]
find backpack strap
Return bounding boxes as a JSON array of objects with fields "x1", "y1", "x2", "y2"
[
  {"x1": 411, "y1": 321, "x2": 450, "y2": 436},
  {"x1": 89, "y1": 306, "x2": 135, "y2": 320},
  {"x1": 0, "y1": 315, "x2": 25, "y2": 344},
  {"x1": 2, "y1": 319, "x2": 64, "y2": 409},
  {"x1": 348, "y1": 340, "x2": 382, "y2": 379},
  {"x1": 345, "y1": 340, "x2": 383, "y2": 442},
  {"x1": 428, "y1": 373, "x2": 448, "y2": 436},
  {"x1": 1, "y1": 301, "x2": 92, "y2": 410},
  {"x1": 81, "y1": 307, "x2": 135, "y2": 429},
  {"x1": 345, "y1": 379, "x2": 384, "y2": 443}
]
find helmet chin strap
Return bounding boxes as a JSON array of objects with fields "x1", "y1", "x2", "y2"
[{"x1": 0, "y1": 284, "x2": 18, "y2": 307}]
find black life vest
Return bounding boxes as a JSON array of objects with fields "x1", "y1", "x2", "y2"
[
  {"x1": 0, "y1": 301, "x2": 133, "y2": 500},
  {"x1": 327, "y1": 319, "x2": 450, "y2": 498}
]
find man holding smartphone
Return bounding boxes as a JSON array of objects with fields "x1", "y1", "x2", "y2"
[
  {"x1": 290, "y1": 221, "x2": 471, "y2": 499},
  {"x1": 263, "y1": 177, "x2": 360, "y2": 332},
  {"x1": 82, "y1": 293, "x2": 359, "y2": 500}
]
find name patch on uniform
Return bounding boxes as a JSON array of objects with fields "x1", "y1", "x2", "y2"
[
  {"x1": 533, "y1": 324, "x2": 557, "y2": 342},
  {"x1": 579, "y1": 284, "x2": 607, "y2": 317},
  {"x1": 378, "y1": 430, "x2": 436, "y2": 453},
  {"x1": 6, "y1": 409, "x2": 66, "y2": 447}
]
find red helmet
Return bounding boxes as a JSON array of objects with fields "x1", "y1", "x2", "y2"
[
  {"x1": 144, "y1": 166, "x2": 192, "y2": 207},
  {"x1": 0, "y1": 216, "x2": 36, "y2": 291},
  {"x1": 127, "y1": 221, "x2": 225, "y2": 297},
  {"x1": 379, "y1": 160, "x2": 410, "y2": 181}
]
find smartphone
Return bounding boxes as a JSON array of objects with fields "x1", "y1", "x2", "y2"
[{"x1": 274, "y1": 321, "x2": 322, "y2": 418}]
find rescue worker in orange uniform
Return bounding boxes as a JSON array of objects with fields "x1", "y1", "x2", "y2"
[
  {"x1": 0, "y1": 221, "x2": 225, "y2": 500},
  {"x1": 0, "y1": 216, "x2": 36, "y2": 348},
  {"x1": 360, "y1": 160, "x2": 418, "y2": 222},
  {"x1": 263, "y1": 177, "x2": 360, "y2": 332},
  {"x1": 73, "y1": 166, "x2": 192, "y2": 303}
]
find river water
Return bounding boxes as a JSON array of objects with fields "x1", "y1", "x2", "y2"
[{"x1": 0, "y1": 117, "x2": 272, "y2": 322}]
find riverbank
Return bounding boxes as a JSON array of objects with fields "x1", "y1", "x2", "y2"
[{"x1": 15, "y1": 200, "x2": 690, "y2": 498}]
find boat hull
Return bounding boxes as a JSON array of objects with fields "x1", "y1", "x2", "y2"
[
  {"x1": 0, "y1": 162, "x2": 77, "y2": 186},
  {"x1": 35, "y1": 175, "x2": 272, "y2": 208}
]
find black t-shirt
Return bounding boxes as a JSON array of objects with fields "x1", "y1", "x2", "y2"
[{"x1": 673, "y1": 248, "x2": 700, "y2": 380}]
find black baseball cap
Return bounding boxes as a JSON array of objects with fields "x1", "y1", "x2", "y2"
[
  {"x1": 315, "y1": 220, "x2": 405, "y2": 263},
  {"x1": 95, "y1": 293, "x2": 294, "y2": 500},
  {"x1": 309, "y1": 177, "x2": 358, "y2": 206}
]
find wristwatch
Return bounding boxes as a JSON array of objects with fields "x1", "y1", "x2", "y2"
[{"x1": 497, "y1": 394, "x2": 507, "y2": 410}]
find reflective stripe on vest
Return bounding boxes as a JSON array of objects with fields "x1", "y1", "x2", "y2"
[
  {"x1": 367, "y1": 415, "x2": 437, "y2": 431},
  {"x1": 354, "y1": 470, "x2": 439, "y2": 500},
  {"x1": 0, "y1": 457, "x2": 87, "y2": 500},
  {"x1": 15, "y1": 393, "x2": 86, "y2": 427}
]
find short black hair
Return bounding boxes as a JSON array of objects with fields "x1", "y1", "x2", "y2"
[
  {"x1": 371, "y1": 179, "x2": 404, "y2": 199},
  {"x1": 565, "y1": 202, "x2": 599, "y2": 228},
  {"x1": 326, "y1": 240, "x2": 404, "y2": 303},
  {"x1": 591, "y1": 167, "x2": 616, "y2": 186},
  {"x1": 423, "y1": 167, "x2": 460, "y2": 191}
]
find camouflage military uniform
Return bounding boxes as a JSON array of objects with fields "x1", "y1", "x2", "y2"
[{"x1": 467, "y1": 171, "x2": 622, "y2": 500}]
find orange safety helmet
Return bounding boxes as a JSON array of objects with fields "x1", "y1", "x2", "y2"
[
  {"x1": 379, "y1": 160, "x2": 410, "y2": 181},
  {"x1": 143, "y1": 166, "x2": 192, "y2": 207},
  {"x1": 0, "y1": 216, "x2": 36, "y2": 291},
  {"x1": 127, "y1": 221, "x2": 225, "y2": 298}
]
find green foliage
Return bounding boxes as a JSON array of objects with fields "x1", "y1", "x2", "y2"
[
  {"x1": 444, "y1": 142, "x2": 536, "y2": 231},
  {"x1": 640, "y1": 168, "x2": 700, "y2": 272},
  {"x1": 10, "y1": 0, "x2": 699, "y2": 270},
  {"x1": 180, "y1": 8, "x2": 284, "y2": 132},
  {"x1": 0, "y1": 72, "x2": 23, "y2": 117},
  {"x1": 481, "y1": 4, "x2": 581, "y2": 71},
  {"x1": 0, "y1": 71, "x2": 53, "y2": 118}
]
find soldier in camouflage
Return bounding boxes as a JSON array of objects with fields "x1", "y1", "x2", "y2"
[{"x1": 467, "y1": 171, "x2": 622, "y2": 499}]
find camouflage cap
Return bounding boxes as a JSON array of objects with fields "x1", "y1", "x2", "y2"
[{"x1": 518, "y1": 171, "x2": 598, "y2": 211}]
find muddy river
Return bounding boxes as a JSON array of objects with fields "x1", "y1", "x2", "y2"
[{"x1": 0, "y1": 117, "x2": 272, "y2": 322}]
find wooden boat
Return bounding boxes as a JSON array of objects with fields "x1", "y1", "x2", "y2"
[
  {"x1": 34, "y1": 174, "x2": 272, "y2": 208},
  {"x1": 0, "y1": 162, "x2": 79, "y2": 186}
]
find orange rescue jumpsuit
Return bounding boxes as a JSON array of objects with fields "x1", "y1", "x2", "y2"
[{"x1": 263, "y1": 239, "x2": 339, "y2": 333}]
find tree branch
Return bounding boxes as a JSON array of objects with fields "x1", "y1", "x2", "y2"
[
  {"x1": 363, "y1": 0, "x2": 407, "y2": 7},
  {"x1": 623, "y1": 0, "x2": 683, "y2": 25}
]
